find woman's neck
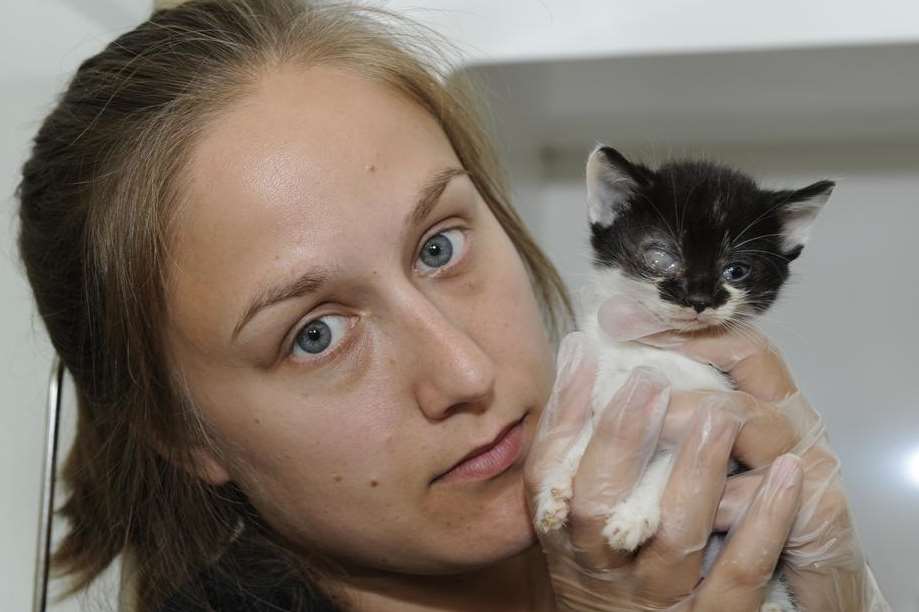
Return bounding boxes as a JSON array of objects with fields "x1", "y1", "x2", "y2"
[{"x1": 329, "y1": 544, "x2": 556, "y2": 612}]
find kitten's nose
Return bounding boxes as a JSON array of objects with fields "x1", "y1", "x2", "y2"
[{"x1": 686, "y1": 295, "x2": 712, "y2": 313}]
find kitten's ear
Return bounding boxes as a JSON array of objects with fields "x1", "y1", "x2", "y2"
[
  {"x1": 777, "y1": 179, "x2": 835, "y2": 259},
  {"x1": 585, "y1": 145, "x2": 648, "y2": 227}
]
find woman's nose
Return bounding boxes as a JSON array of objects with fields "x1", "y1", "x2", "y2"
[{"x1": 401, "y1": 295, "x2": 496, "y2": 421}]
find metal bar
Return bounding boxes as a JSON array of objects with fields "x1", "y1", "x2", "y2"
[{"x1": 33, "y1": 357, "x2": 65, "y2": 612}]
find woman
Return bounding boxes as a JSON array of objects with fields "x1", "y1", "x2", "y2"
[{"x1": 16, "y1": 0, "x2": 886, "y2": 610}]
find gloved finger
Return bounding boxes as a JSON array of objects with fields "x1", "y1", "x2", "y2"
[
  {"x1": 714, "y1": 471, "x2": 761, "y2": 531},
  {"x1": 596, "y1": 294, "x2": 672, "y2": 341},
  {"x1": 636, "y1": 396, "x2": 741, "y2": 601},
  {"x1": 713, "y1": 454, "x2": 847, "y2": 541},
  {"x1": 713, "y1": 391, "x2": 887, "y2": 611},
  {"x1": 712, "y1": 464, "x2": 807, "y2": 532},
  {"x1": 524, "y1": 332, "x2": 595, "y2": 531},
  {"x1": 663, "y1": 390, "x2": 797, "y2": 469},
  {"x1": 786, "y1": 554, "x2": 886, "y2": 612},
  {"x1": 770, "y1": 391, "x2": 890, "y2": 611},
  {"x1": 568, "y1": 366, "x2": 670, "y2": 569},
  {"x1": 695, "y1": 454, "x2": 803, "y2": 611},
  {"x1": 636, "y1": 327, "x2": 797, "y2": 403},
  {"x1": 595, "y1": 295, "x2": 797, "y2": 402}
]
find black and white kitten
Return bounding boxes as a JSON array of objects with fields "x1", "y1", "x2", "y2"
[{"x1": 535, "y1": 145, "x2": 834, "y2": 612}]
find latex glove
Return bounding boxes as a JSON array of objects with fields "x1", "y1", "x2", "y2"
[
  {"x1": 600, "y1": 295, "x2": 892, "y2": 612},
  {"x1": 525, "y1": 331, "x2": 806, "y2": 611}
]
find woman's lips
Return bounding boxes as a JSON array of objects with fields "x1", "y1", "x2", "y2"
[{"x1": 433, "y1": 416, "x2": 526, "y2": 484}]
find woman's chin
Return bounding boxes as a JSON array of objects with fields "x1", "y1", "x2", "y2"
[
  {"x1": 431, "y1": 531, "x2": 536, "y2": 574},
  {"x1": 428, "y1": 473, "x2": 537, "y2": 569},
  {"x1": 462, "y1": 481, "x2": 536, "y2": 563}
]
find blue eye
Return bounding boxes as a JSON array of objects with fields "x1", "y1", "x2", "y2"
[
  {"x1": 417, "y1": 228, "x2": 465, "y2": 273},
  {"x1": 722, "y1": 262, "x2": 751, "y2": 282},
  {"x1": 292, "y1": 315, "x2": 348, "y2": 358}
]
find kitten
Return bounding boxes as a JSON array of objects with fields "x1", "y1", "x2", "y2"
[{"x1": 535, "y1": 145, "x2": 834, "y2": 612}]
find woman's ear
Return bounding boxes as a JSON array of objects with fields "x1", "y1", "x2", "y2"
[
  {"x1": 151, "y1": 432, "x2": 232, "y2": 486},
  {"x1": 188, "y1": 446, "x2": 231, "y2": 486}
]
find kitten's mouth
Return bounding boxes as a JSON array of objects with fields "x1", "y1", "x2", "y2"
[
  {"x1": 672, "y1": 319, "x2": 710, "y2": 330},
  {"x1": 669, "y1": 312, "x2": 724, "y2": 330}
]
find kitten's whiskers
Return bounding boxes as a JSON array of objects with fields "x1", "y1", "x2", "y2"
[{"x1": 732, "y1": 232, "x2": 786, "y2": 250}]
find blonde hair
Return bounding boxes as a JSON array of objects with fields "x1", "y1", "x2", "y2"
[{"x1": 17, "y1": 0, "x2": 572, "y2": 609}]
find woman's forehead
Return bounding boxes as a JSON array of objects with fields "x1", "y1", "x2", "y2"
[
  {"x1": 185, "y1": 64, "x2": 454, "y2": 223},
  {"x1": 170, "y1": 65, "x2": 460, "y2": 340}
]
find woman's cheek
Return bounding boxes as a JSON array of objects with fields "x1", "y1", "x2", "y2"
[
  {"x1": 474, "y1": 243, "x2": 556, "y2": 414},
  {"x1": 235, "y1": 405, "x2": 407, "y2": 536}
]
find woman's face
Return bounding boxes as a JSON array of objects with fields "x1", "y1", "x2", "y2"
[{"x1": 165, "y1": 65, "x2": 556, "y2": 574}]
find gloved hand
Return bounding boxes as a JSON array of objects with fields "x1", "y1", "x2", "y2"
[
  {"x1": 524, "y1": 330, "x2": 807, "y2": 611},
  {"x1": 603, "y1": 295, "x2": 891, "y2": 611}
]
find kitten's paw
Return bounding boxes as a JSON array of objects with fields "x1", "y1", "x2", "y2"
[
  {"x1": 761, "y1": 575, "x2": 797, "y2": 612},
  {"x1": 602, "y1": 500, "x2": 660, "y2": 552},
  {"x1": 534, "y1": 481, "x2": 573, "y2": 534}
]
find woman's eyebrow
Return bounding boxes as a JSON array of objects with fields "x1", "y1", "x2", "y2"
[
  {"x1": 232, "y1": 270, "x2": 329, "y2": 342},
  {"x1": 231, "y1": 166, "x2": 469, "y2": 342},
  {"x1": 408, "y1": 167, "x2": 468, "y2": 230}
]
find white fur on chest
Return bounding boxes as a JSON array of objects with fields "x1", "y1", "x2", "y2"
[{"x1": 582, "y1": 313, "x2": 732, "y2": 414}]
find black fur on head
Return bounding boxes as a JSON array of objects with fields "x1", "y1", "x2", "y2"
[{"x1": 585, "y1": 145, "x2": 833, "y2": 329}]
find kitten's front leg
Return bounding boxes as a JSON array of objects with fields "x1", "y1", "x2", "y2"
[
  {"x1": 534, "y1": 424, "x2": 593, "y2": 533},
  {"x1": 603, "y1": 450, "x2": 673, "y2": 551}
]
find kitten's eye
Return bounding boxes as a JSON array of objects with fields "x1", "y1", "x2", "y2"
[
  {"x1": 643, "y1": 247, "x2": 680, "y2": 275},
  {"x1": 292, "y1": 315, "x2": 348, "y2": 358},
  {"x1": 417, "y1": 228, "x2": 466, "y2": 273},
  {"x1": 722, "y1": 262, "x2": 751, "y2": 282}
]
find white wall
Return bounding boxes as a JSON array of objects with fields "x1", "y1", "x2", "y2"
[{"x1": 4, "y1": 1, "x2": 919, "y2": 610}]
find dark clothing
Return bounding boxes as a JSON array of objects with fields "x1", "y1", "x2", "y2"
[
  {"x1": 160, "y1": 572, "x2": 341, "y2": 612},
  {"x1": 159, "y1": 566, "x2": 340, "y2": 612},
  {"x1": 158, "y1": 535, "x2": 341, "y2": 612}
]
